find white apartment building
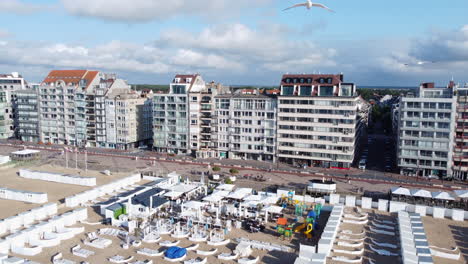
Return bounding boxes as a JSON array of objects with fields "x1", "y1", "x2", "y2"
[
  {"x1": 152, "y1": 74, "x2": 206, "y2": 154},
  {"x1": 36, "y1": 70, "x2": 147, "y2": 149},
  {"x1": 397, "y1": 82, "x2": 456, "y2": 178},
  {"x1": 454, "y1": 83, "x2": 468, "y2": 181},
  {"x1": 39, "y1": 70, "x2": 101, "y2": 146},
  {"x1": 15, "y1": 85, "x2": 40, "y2": 143},
  {"x1": 0, "y1": 72, "x2": 26, "y2": 139},
  {"x1": 215, "y1": 89, "x2": 277, "y2": 162},
  {"x1": 277, "y1": 74, "x2": 365, "y2": 169},
  {"x1": 190, "y1": 81, "x2": 230, "y2": 158},
  {"x1": 106, "y1": 90, "x2": 152, "y2": 150}
]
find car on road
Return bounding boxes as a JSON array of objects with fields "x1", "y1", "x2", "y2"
[{"x1": 359, "y1": 159, "x2": 367, "y2": 170}]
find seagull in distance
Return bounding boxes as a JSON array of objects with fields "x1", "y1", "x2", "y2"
[
  {"x1": 283, "y1": 0, "x2": 335, "y2": 12},
  {"x1": 404, "y1": 61, "x2": 436, "y2": 66}
]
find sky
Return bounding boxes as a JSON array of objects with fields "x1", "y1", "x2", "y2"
[{"x1": 0, "y1": 0, "x2": 467, "y2": 86}]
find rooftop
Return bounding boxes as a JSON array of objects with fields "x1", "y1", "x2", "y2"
[{"x1": 280, "y1": 74, "x2": 344, "y2": 86}]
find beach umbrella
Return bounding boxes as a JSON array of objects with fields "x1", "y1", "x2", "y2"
[{"x1": 431, "y1": 191, "x2": 455, "y2": 201}]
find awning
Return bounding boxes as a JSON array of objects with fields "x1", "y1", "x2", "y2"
[
  {"x1": 262, "y1": 205, "x2": 284, "y2": 214},
  {"x1": 431, "y1": 191, "x2": 455, "y2": 201},
  {"x1": 391, "y1": 187, "x2": 411, "y2": 196},
  {"x1": 454, "y1": 190, "x2": 468, "y2": 199},
  {"x1": 410, "y1": 189, "x2": 432, "y2": 198},
  {"x1": 216, "y1": 184, "x2": 236, "y2": 192}
]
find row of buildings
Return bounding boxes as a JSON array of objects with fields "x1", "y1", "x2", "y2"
[
  {"x1": 1, "y1": 70, "x2": 369, "y2": 169},
  {"x1": 395, "y1": 81, "x2": 468, "y2": 181},
  {"x1": 3, "y1": 70, "x2": 153, "y2": 150}
]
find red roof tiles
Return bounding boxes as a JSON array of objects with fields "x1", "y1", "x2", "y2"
[{"x1": 42, "y1": 70, "x2": 99, "y2": 89}]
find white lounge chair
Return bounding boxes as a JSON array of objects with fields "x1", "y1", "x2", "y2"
[
  {"x1": 238, "y1": 256, "x2": 260, "y2": 264},
  {"x1": 184, "y1": 257, "x2": 207, "y2": 264},
  {"x1": 52, "y1": 253, "x2": 76, "y2": 264},
  {"x1": 185, "y1": 244, "x2": 199, "y2": 251},
  {"x1": 137, "y1": 248, "x2": 165, "y2": 257},
  {"x1": 108, "y1": 255, "x2": 134, "y2": 263},
  {"x1": 71, "y1": 245, "x2": 95, "y2": 258},
  {"x1": 331, "y1": 256, "x2": 363, "y2": 263},
  {"x1": 207, "y1": 238, "x2": 230, "y2": 246},
  {"x1": 196, "y1": 248, "x2": 218, "y2": 256},
  {"x1": 159, "y1": 240, "x2": 180, "y2": 247},
  {"x1": 218, "y1": 252, "x2": 239, "y2": 260}
]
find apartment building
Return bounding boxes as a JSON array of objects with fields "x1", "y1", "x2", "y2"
[
  {"x1": 397, "y1": 82, "x2": 456, "y2": 178},
  {"x1": 15, "y1": 84, "x2": 40, "y2": 143},
  {"x1": 106, "y1": 90, "x2": 153, "y2": 150},
  {"x1": 190, "y1": 81, "x2": 230, "y2": 158},
  {"x1": 452, "y1": 83, "x2": 468, "y2": 181},
  {"x1": 34, "y1": 70, "x2": 147, "y2": 149},
  {"x1": 0, "y1": 72, "x2": 26, "y2": 139},
  {"x1": 152, "y1": 74, "x2": 205, "y2": 154},
  {"x1": 277, "y1": 74, "x2": 365, "y2": 169},
  {"x1": 215, "y1": 89, "x2": 277, "y2": 161}
]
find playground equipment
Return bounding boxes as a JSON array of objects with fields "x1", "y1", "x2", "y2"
[
  {"x1": 304, "y1": 223, "x2": 313, "y2": 239},
  {"x1": 279, "y1": 191, "x2": 295, "y2": 208},
  {"x1": 276, "y1": 218, "x2": 293, "y2": 240},
  {"x1": 294, "y1": 201, "x2": 307, "y2": 217}
]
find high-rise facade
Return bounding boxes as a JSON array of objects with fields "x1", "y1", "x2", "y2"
[
  {"x1": 152, "y1": 74, "x2": 206, "y2": 154},
  {"x1": 276, "y1": 74, "x2": 366, "y2": 169},
  {"x1": 0, "y1": 72, "x2": 26, "y2": 139},
  {"x1": 452, "y1": 83, "x2": 468, "y2": 181},
  {"x1": 397, "y1": 82, "x2": 456, "y2": 178},
  {"x1": 214, "y1": 89, "x2": 277, "y2": 161},
  {"x1": 13, "y1": 69, "x2": 148, "y2": 149},
  {"x1": 15, "y1": 85, "x2": 40, "y2": 143}
]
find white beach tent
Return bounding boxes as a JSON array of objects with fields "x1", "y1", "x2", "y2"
[
  {"x1": 261, "y1": 205, "x2": 284, "y2": 215},
  {"x1": 410, "y1": 189, "x2": 432, "y2": 198},
  {"x1": 202, "y1": 194, "x2": 224, "y2": 203},
  {"x1": 431, "y1": 191, "x2": 455, "y2": 200},
  {"x1": 391, "y1": 187, "x2": 411, "y2": 196},
  {"x1": 454, "y1": 190, "x2": 468, "y2": 199},
  {"x1": 215, "y1": 184, "x2": 236, "y2": 192}
]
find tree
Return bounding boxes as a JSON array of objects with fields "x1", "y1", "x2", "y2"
[
  {"x1": 212, "y1": 166, "x2": 221, "y2": 172},
  {"x1": 224, "y1": 178, "x2": 233, "y2": 184},
  {"x1": 229, "y1": 168, "x2": 239, "y2": 174}
]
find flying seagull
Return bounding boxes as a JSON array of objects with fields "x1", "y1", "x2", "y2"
[
  {"x1": 283, "y1": 0, "x2": 335, "y2": 12},
  {"x1": 404, "y1": 61, "x2": 436, "y2": 66}
]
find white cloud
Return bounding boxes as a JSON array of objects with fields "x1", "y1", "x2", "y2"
[
  {"x1": 0, "y1": 22, "x2": 336, "y2": 83},
  {"x1": 0, "y1": 0, "x2": 48, "y2": 14},
  {"x1": 61, "y1": 0, "x2": 272, "y2": 22},
  {"x1": 158, "y1": 23, "x2": 337, "y2": 71},
  {"x1": 410, "y1": 25, "x2": 468, "y2": 62}
]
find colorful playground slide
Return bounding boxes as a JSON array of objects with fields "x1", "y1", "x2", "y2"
[
  {"x1": 294, "y1": 223, "x2": 306, "y2": 233},
  {"x1": 304, "y1": 223, "x2": 313, "y2": 239}
]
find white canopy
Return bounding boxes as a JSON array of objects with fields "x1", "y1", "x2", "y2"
[
  {"x1": 431, "y1": 191, "x2": 455, "y2": 200},
  {"x1": 454, "y1": 190, "x2": 468, "y2": 198},
  {"x1": 11, "y1": 149, "x2": 40, "y2": 155},
  {"x1": 227, "y1": 188, "x2": 252, "y2": 200},
  {"x1": 261, "y1": 205, "x2": 284, "y2": 214},
  {"x1": 182, "y1": 201, "x2": 207, "y2": 210},
  {"x1": 216, "y1": 184, "x2": 236, "y2": 192},
  {"x1": 203, "y1": 194, "x2": 224, "y2": 203},
  {"x1": 391, "y1": 187, "x2": 411, "y2": 196},
  {"x1": 410, "y1": 189, "x2": 432, "y2": 198},
  {"x1": 164, "y1": 191, "x2": 184, "y2": 199},
  {"x1": 212, "y1": 190, "x2": 230, "y2": 197}
]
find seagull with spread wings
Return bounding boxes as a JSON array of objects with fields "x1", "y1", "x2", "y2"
[{"x1": 283, "y1": 0, "x2": 335, "y2": 12}]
